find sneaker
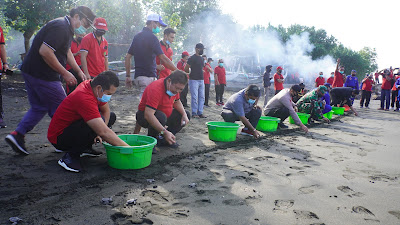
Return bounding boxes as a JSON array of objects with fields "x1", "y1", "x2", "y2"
[
  {"x1": 366, "y1": 106, "x2": 370, "y2": 109},
  {"x1": 278, "y1": 123, "x2": 288, "y2": 129},
  {"x1": 240, "y1": 128, "x2": 254, "y2": 136},
  {"x1": 58, "y1": 153, "x2": 81, "y2": 172},
  {"x1": 80, "y1": 147, "x2": 103, "y2": 157},
  {"x1": 390, "y1": 107, "x2": 394, "y2": 110},
  {"x1": 198, "y1": 114, "x2": 207, "y2": 118},
  {"x1": 220, "y1": 102, "x2": 225, "y2": 106},
  {"x1": 0, "y1": 118, "x2": 6, "y2": 128},
  {"x1": 54, "y1": 148, "x2": 64, "y2": 153},
  {"x1": 395, "y1": 109, "x2": 399, "y2": 111},
  {"x1": 5, "y1": 131, "x2": 29, "y2": 155},
  {"x1": 360, "y1": 106, "x2": 363, "y2": 108},
  {"x1": 216, "y1": 102, "x2": 221, "y2": 106}
]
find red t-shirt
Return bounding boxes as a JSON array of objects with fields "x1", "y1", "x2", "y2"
[
  {"x1": 332, "y1": 70, "x2": 345, "y2": 88},
  {"x1": 362, "y1": 79, "x2": 374, "y2": 91},
  {"x1": 47, "y1": 80, "x2": 106, "y2": 144},
  {"x1": 66, "y1": 40, "x2": 81, "y2": 71},
  {"x1": 273, "y1": 73, "x2": 284, "y2": 90},
  {"x1": 382, "y1": 74, "x2": 393, "y2": 90},
  {"x1": 0, "y1": 26, "x2": 5, "y2": 71},
  {"x1": 177, "y1": 59, "x2": 186, "y2": 71},
  {"x1": 138, "y1": 78, "x2": 180, "y2": 118},
  {"x1": 156, "y1": 41, "x2": 173, "y2": 79},
  {"x1": 214, "y1": 66, "x2": 226, "y2": 85},
  {"x1": 327, "y1": 76, "x2": 334, "y2": 85},
  {"x1": 203, "y1": 63, "x2": 211, "y2": 84},
  {"x1": 315, "y1": 76, "x2": 325, "y2": 86},
  {"x1": 374, "y1": 73, "x2": 379, "y2": 78},
  {"x1": 80, "y1": 32, "x2": 108, "y2": 77}
]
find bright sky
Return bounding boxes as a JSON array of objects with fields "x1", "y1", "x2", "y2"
[{"x1": 219, "y1": 0, "x2": 398, "y2": 69}]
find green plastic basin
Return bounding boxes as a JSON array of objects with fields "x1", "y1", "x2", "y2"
[
  {"x1": 332, "y1": 107, "x2": 345, "y2": 115},
  {"x1": 323, "y1": 111, "x2": 333, "y2": 120},
  {"x1": 289, "y1": 113, "x2": 310, "y2": 125},
  {"x1": 103, "y1": 134, "x2": 157, "y2": 170},
  {"x1": 206, "y1": 121, "x2": 240, "y2": 142},
  {"x1": 256, "y1": 116, "x2": 281, "y2": 132}
]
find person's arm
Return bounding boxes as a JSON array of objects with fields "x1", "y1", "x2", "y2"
[
  {"x1": 87, "y1": 118, "x2": 129, "y2": 146},
  {"x1": 104, "y1": 57, "x2": 109, "y2": 71},
  {"x1": 0, "y1": 44, "x2": 9, "y2": 71},
  {"x1": 336, "y1": 58, "x2": 340, "y2": 72},
  {"x1": 159, "y1": 54, "x2": 178, "y2": 71},
  {"x1": 349, "y1": 105, "x2": 358, "y2": 116},
  {"x1": 214, "y1": 71, "x2": 220, "y2": 85},
  {"x1": 173, "y1": 100, "x2": 189, "y2": 126},
  {"x1": 125, "y1": 53, "x2": 133, "y2": 88},
  {"x1": 79, "y1": 50, "x2": 91, "y2": 79},
  {"x1": 39, "y1": 43, "x2": 77, "y2": 85},
  {"x1": 144, "y1": 107, "x2": 176, "y2": 145},
  {"x1": 99, "y1": 103, "x2": 111, "y2": 126},
  {"x1": 282, "y1": 96, "x2": 308, "y2": 132},
  {"x1": 184, "y1": 63, "x2": 190, "y2": 73},
  {"x1": 66, "y1": 49, "x2": 86, "y2": 82},
  {"x1": 207, "y1": 64, "x2": 213, "y2": 73}
]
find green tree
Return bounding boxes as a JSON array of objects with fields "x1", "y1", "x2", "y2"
[{"x1": 3, "y1": 0, "x2": 74, "y2": 53}]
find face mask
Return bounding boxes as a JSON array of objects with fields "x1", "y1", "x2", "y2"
[
  {"x1": 339, "y1": 71, "x2": 344, "y2": 74},
  {"x1": 152, "y1": 26, "x2": 160, "y2": 34},
  {"x1": 331, "y1": 74, "x2": 334, "y2": 77},
  {"x1": 352, "y1": 74, "x2": 356, "y2": 76},
  {"x1": 166, "y1": 81, "x2": 176, "y2": 96},
  {"x1": 198, "y1": 49, "x2": 204, "y2": 55},
  {"x1": 204, "y1": 60, "x2": 207, "y2": 63},
  {"x1": 248, "y1": 98, "x2": 256, "y2": 105},
  {"x1": 319, "y1": 75, "x2": 323, "y2": 77},
  {"x1": 95, "y1": 29, "x2": 106, "y2": 37},
  {"x1": 97, "y1": 88, "x2": 112, "y2": 103},
  {"x1": 75, "y1": 25, "x2": 87, "y2": 35},
  {"x1": 166, "y1": 40, "x2": 171, "y2": 45},
  {"x1": 219, "y1": 63, "x2": 224, "y2": 67}
]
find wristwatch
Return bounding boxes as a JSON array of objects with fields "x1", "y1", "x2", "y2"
[{"x1": 160, "y1": 128, "x2": 166, "y2": 135}]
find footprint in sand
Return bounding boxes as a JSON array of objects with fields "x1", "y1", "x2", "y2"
[
  {"x1": 337, "y1": 186, "x2": 365, "y2": 198},
  {"x1": 299, "y1": 184, "x2": 320, "y2": 194},
  {"x1": 352, "y1": 206, "x2": 375, "y2": 216},
  {"x1": 369, "y1": 174, "x2": 398, "y2": 182},
  {"x1": 389, "y1": 211, "x2": 400, "y2": 220},
  {"x1": 274, "y1": 200, "x2": 294, "y2": 209},
  {"x1": 223, "y1": 199, "x2": 246, "y2": 206},
  {"x1": 141, "y1": 190, "x2": 170, "y2": 202},
  {"x1": 253, "y1": 156, "x2": 274, "y2": 161},
  {"x1": 293, "y1": 210, "x2": 319, "y2": 220}
]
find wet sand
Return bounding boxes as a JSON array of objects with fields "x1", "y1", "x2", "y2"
[{"x1": 0, "y1": 75, "x2": 399, "y2": 224}]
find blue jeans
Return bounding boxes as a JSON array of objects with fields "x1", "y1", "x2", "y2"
[
  {"x1": 381, "y1": 89, "x2": 391, "y2": 109},
  {"x1": 16, "y1": 72, "x2": 66, "y2": 135},
  {"x1": 189, "y1": 80, "x2": 205, "y2": 116}
]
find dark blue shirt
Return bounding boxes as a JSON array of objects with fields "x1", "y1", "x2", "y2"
[
  {"x1": 187, "y1": 54, "x2": 204, "y2": 80},
  {"x1": 21, "y1": 16, "x2": 74, "y2": 81},
  {"x1": 128, "y1": 27, "x2": 163, "y2": 79},
  {"x1": 344, "y1": 75, "x2": 359, "y2": 90}
]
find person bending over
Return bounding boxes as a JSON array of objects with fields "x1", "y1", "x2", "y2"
[{"x1": 330, "y1": 87, "x2": 359, "y2": 116}]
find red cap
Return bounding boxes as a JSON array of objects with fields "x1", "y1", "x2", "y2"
[
  {"x1": 94, "y1": 17, "x2": 108, "y2": 31},
  {"x1": 277, "y1": 66, "x2": 283, "y2": 70},
  {"x1": 182, "y1": 51, "x2": 189, "y2": 56}
]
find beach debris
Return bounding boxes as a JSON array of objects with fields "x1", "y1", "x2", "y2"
[
  {"x1": 146, "y1": 179, "x2": 155, "y2": 183},
  {"x1": 126, "y1": 198, "x2": 137, "y2": 205},
  {"x1": 9, "y1": 217, "x2": 23, "y2": 224},
  {"x1": 153, "y1": 185, "x2": 158, "y2": 188},
  {"x1": 204, "y1": 153, "x2": 212, "y2": 158},
  {"x1": 101, "y1": 197, "x2": 113, "y2": 205},
  {"x1": 189, "y1": 183, "x2": 197, "y2": 188},
  {"x1": 187, "y1": 156, "x2": 194, "y2": 160}
]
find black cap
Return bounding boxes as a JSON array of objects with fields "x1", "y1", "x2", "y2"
[
  {"x1": 195, "y1": 43, "x2": 205, "y2": 49},
  {"x1": 208, "y1": 58, "x2": 213, "y2": 62},
  {"x1": 246, "y1": 84, "x2": 261, "y2": 97},
  {"x1": 291, "y1": 84, "x2": 302, "y2": 93}
]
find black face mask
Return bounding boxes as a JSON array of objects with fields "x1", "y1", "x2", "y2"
[
  {"x1": 95, "y1": 29, "x2": 106, "y2": 37},
  {"x1": 198, "y1": 49, "x2": 204, "y2": 55},
  {"x1": 77, "y1": 37, "x2": 83, "y2": 43}
]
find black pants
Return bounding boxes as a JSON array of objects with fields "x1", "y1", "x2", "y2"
[
  {"x1": 66, "y1": 68, "x2": 83, "y2": 95},
  {"x1": 360, "y1": 90, "x2": 372, "y2": 107},
  {"x1": 265, "y1": 107, "x2": 290, "y2": 125},
  {"x1": 136, "y1": 109, "x2": 191, "y2": 138},
  {"x1": 391, "y1": 90, "x2": 399, "y2": 108},
  {"x1": 0, "y1": 75, "x2": 3, "y2": 117},
  {"x1": 204, "y1": 84, "x2": 210, "y2": 106},
  {"x1": 221, "y1": 108, "x2": 262, "y2": 128},
  {"x1": 52, "y1": 112, "x2": 116, "y2": 157},
  {"x1": 215, "y1": 84, "x2": 225, "y2": 103},
  {"x1": 180, "y1": 84, "x2": 189, "y2": 107},
  {"x1": 275, "y1": 89, "x2": 282, "y2": 95}
]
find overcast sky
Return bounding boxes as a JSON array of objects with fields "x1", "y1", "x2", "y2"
[{"x1": 219, "y1": 0, "x2": 398, "y2": 69}]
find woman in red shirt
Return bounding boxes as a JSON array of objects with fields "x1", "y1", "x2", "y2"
[
  {"x1": 379, "y1": 69, "x2": 393, "y2": 110},
  {"x1": 360, "y1": 74, "x2": 375, "y2": 108}
]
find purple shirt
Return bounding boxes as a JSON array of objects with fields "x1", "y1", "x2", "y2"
[{"x1": 344, "y1": 75, "x2": 359, "y2": 90}]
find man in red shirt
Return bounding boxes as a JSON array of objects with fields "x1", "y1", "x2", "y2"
[
  {"x1": 327, "y1": 72, "x2": 334, "y2": 85},
  {"x1": 48, "y1": 71, "x2": 129, "y2": 172},
  {"x1": 156, "y1": 28, "x2": 175, "y2": 79},
  {"x1": 332, "y1": 58, "x2": 346, "y2": 88},
  {"x1": 177, "y1": 51, "x2": 189, "y2": 107},
  {"x1": 0, "y1": 25, "x2": 9, "y2": 128},
  {"x1": 203, "y1": 57, "x2": 213, "y2": 107},
  {"x1": 273, "y1": 66, "x2": 284, "y2": 95},
  {"x1": 136, "y1": 70, "x2": 190, "y2": 148},
  {"x1": 315, "y1": 72, "x2": 325, "y2": 87},
  {"x1": 214, "y1": 59, "x2": 226, "y2": 105},
  {"x1": 374, "y1": 70, "x2": 380, "y2": 84},
  {"x1": 80, "y1": 17, "x2": 109, "y2": 79},
  {"x1": 360, "y1": 74, "x2": 375, "y2": 108},
  {"x1": 65, "y1": 33, "x2": 85, "y2": 94},
  {"x1": 379, "y1": 69, "x2": 393, "y2": 110}
]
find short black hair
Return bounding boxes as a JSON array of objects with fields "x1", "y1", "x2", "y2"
[
  {"x1": 291, "y1": 85, "x2": 302, "y2": 93},
  {"x1": 91, "y1": 71, "x2": 119, "y2": 90},
  {"x1": 164, "y1": 28, "x2": 176, "y2": 35},
  {"x1": 202, "y1": 55, "x2": 207, "y2": 58},
  {"x1": 245, "y1": 84, "x2": 261, "y2": 97},
  {"x1": 70, "y1": 6, "x2": 96, "y2": 23},
  {"x1": 167, "y1": 70, "x2": 188, "y2": 85}
]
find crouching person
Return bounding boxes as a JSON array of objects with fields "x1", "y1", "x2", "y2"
[
  {"x1": 330, "y1": 87, "x2": 359, "y2": 116},
  {"x1": 136, "y1": 70, "x2": 190, "y2": 148},
  {"x1": 297, "y1": 85, "x2": 330, "y2": 122},
  {"x1": 264, "y1": 85, "x2": 308, "y2": 133},
  {"x1": 221, "y1": 84, "x2": 262, "y2": 138},
  {"x1": 47, "y1": 71, "x2": 129, "y2": 173}
]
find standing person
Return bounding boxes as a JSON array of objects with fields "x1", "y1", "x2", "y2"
[
  {"x1": 214, "y1": 59, "x2": 226, "y2": 106},
  {"x1": 315, "y1": 72, "x2": 325, "y2": 87},
  {"x1": 274, "y1": 66, "x2": 284, "y2": 95},
  {"x1": 184, "y1": 43, "x2": 207, "y2": 118},
  {"x1": 48, "y1": 71, "x2": 129, "y2": 172},
  {"x1": 378, "y1": 69, "x2": 393, "y2": 111},
  {"x1": 332, "y1": 58, "x2": 346, "y2": 88},
  {"x1": 5, "y1": 6, "x2": 95, "y2": 155},
  {"x1": 177, "y1": 51, "x2": 189, "y2": 107},
  {"x1": 203, "y1": 57, "x2": 213, "y2": 107},
  {"x1": 395, "y1": 76, "x2": 400, "y2": 111},
  {"x1": 125, "y1": 13, "x2": 177, "y2": 95},
  {"x1": 156, "y1": 28, "x2": 176, "y2": 79},
  {"x1": 374, "y1": 70, "x2": 380, "y2": 84},
  {"x1": 221, "y1": 85, "x2": 262, "y2": 138},
  {"x1": 80, "y1": 17, "x2": 109, "y2": 79},
  {"x1": 360, "y1": 74, "x2": 375, "y2": 108},
  {"x1": 263, "y1": 65, "x2": 272, "y2": 107},
  {"x1": 0, "y1": 25, "x2": 9, "y2": 128},
  {"x1": 65, "y1": 32, "x2": 85, "y2": 94},
  {"x1": 344, "y1": 70, "x2": 359, "y2": 90},
  {"x1": 330, "y1": 87, "x2": 359, "y2": 116},
  {"x1": 390, "y1": 74, "x2": 400, "y2": 110},
  {"x1": 326, "y1": 72, "x2": 334, "y2": 85}
]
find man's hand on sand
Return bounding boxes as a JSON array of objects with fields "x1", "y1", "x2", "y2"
[
  {"x1": 252, "y1": 129, "x2": 260, "y2": 139},
  {"x1": 300, "y1": 124, "x2": 309, "y2": 133},
  {"x1": 126, "y1": 77, "x2": 133, "y2": 89},
  {"x1": 322, "y1": 117, "x2": 330, "y2": 123},
  {"x1": 163, "y1": 130, "x2": 176, "y2": 145}
]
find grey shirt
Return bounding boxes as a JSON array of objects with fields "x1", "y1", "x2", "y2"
[
  {"x1": 223, "y1": 89, "x2": 254, "y2": 117},
  {"x1": 263, "y1": 89, "x2": 302, "y2": 125}
]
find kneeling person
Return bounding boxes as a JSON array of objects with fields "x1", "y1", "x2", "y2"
[
  {"x1": 330, "y1": 87, "x2": 359, "y2": 116},
  {"x1": 221, "y1": 85, "x2": 262, "y2": 138},
  {"x1": 136, "y1": 70, "x2": 190, "y2": 148},
  {"x1": 48, "y1": 71, "x2": 129, "y2": 173}
]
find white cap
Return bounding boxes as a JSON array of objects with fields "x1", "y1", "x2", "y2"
[{"x1": 146, "y1": 13, "x2": 167, "y2": 27}]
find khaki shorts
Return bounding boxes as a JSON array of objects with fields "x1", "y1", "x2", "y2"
[{"x1": 134, "y1": 76, "x2": 156, "y2": 95}]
